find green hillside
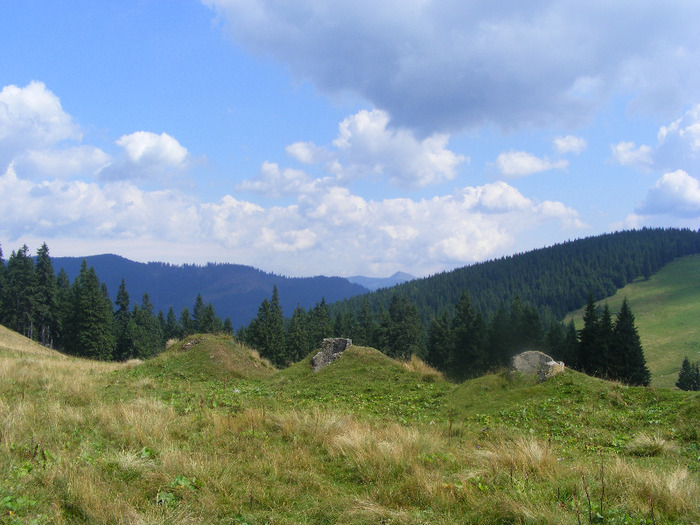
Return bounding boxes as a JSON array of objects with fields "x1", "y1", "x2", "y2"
[
  {"x1": 566, "y1": 254, "x2": 700, "y2": 388},
  {"x1": 1, "y1": 328, "x2": 698, "y2": 524}
]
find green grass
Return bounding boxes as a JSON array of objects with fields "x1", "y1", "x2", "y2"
[
  {"x1": 565, "y1": 254, "x2": 700, "y2": 388},
  {"x1": 1, "y1": 328, "x2": 699, "y2": 524}
]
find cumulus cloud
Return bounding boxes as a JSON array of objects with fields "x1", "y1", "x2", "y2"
[
  {"x1": 2, "y1": 158, "x2": 586, "y2": 276},
  {"x1": 116, "y1": 131, "x2": 188, "y2": 168},
  {"x1": 611, "y1": 141, "x2": 653, "y2": 169},
  {"x1": 0, "y1": 81, "x2": 81, "y2": 155},
  {"x1": 635, "y1": 170, "x2": 700, "y2": 218},
  {"x1": 554, "y1": 135, "x2": 587, "y2": 154},
  {"x1": 240, "y1": 109, "x2": 466, "y2": 193},
  {"x1": 0, "y1": 81, "x2": 98, "y2": 179},
  {"x1": 204, "y1": 0, "x2": 700, "y2": 133},
  {"x1": 97, "y1": 131, "x2": 192, "y2": 181},
  {"x1": 495, "y1": 151, "x2": 568, "y2": 178},
  {"x1": 236, "y1": 161, "x2": 323, "y2": 197}
]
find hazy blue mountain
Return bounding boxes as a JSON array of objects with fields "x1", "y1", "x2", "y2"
[
  {"x1": 51, "y1": 255, "x2": 368, "y2": 329},
  {"x1": 347, "y1": 271, "x2": 415, "y2": 291}
]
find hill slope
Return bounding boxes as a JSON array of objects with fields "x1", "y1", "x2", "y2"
[
  {"x1": 565, "y1": 254, "x2": 700, "y2": 388},
  {"x1": 1, "y1": 327, "x2": 698, "y2": 523},
  {"x1": 330, "y1": 228, "x2": 700, "y2": 325}
]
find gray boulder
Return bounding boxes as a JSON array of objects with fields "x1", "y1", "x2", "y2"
[
  {"x1": 511, "y1": 350, "x2": 565, "y2": 382},
  {"x1": 312, "y1": 338, "x2": 353, "y2": 372}
]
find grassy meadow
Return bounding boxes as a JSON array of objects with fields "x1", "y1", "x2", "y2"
[
  {"x1": 565, "y1": 254, "x2": 700, "y2": 388},
  {"x1": 1, "y1": 325, "x2": 699, "y2": 524}
]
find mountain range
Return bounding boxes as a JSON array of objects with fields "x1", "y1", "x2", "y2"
[{"x1": 51, "y1": 255, "x2": 376, "y2": 329}]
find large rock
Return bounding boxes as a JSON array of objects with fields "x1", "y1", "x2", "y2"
[
  {"x1": 511, "y1": 350, "x2": 565, "y2": 382},
  {"x1": 312, "y1": 338, "x2": 352, "y2": 372}
]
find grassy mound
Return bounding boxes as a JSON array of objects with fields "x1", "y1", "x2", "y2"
[
  {"x1": 566, "y1": 254, "x2": 700, "y2": 387},
  {"x1": 137, "y1": 334, "x2": 276, "y2": 382},
  {"x1": 1, "y1": 327, "x2": 698, "y2": 524}
]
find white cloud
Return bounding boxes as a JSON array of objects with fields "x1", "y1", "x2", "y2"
[
  {"x1": 611, "y1": 141, "x2": 653, "y2": 169},
  {"x1": 330, "y1": 109, "x2": 466, "y2": 187},
  {"x1": 635, "y1": 169, "x2": 700, "y2": 218},
  {"x1": 0, "y1": 81, "x2": 81, "y2": 153},
  {"x1": 116, "y1": 131, "x2": 189, "y2": 168},
  {"x1": 554, "y1": 135, "x2": 587, "y2": 154},
  {"x1": 241, "y1": 109, "x2": 467, "y2": 193},
  {"x1": 236, "y1": 161, "x2": 322, "y2": 197},
  {"x1": 658, "y1": 104, "x2": 700, "y2": 150},
  {"x1": 1, "y1": 159, "x2": 586, "y2": 277},
  {"x1": 204, "y1": 0, "x2": 700, "y2": 132},
  {"x1": 495, "y1": 151, "x2": 568, "y2": 178},
  {"x1": 13, "y1": 146, "x2": 112, "y2": 180},
  {"x1": 285, "y1": 141, "x2": 327, "y2": 164}
]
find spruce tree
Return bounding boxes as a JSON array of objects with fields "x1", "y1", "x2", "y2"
[
  {"x1": 450, "y1": 292, "x2": 487, "y2": 379},
  {"x1": 577, "y1": 293, "x2": 599, "y2": 375},
  {"x1": 69, "y1": 262, "x2": 115, "y2": 360},
  {"x1": 114, "y1": 279, "x2": 134, "y2": 361},
  {"x1": 249, "y1": 286, "x2": 285, "y2": 365},
  {"x1": 2, "y1": 246, "x2": 38, "y2": 338},
  {"x1": 286, "y1": 304, "x2": 309, "y2": 363},
  {"x1": 179, "y1": 307, "x2": 194, "y2": 337},
  {"x1": 612, "y1": 298, "x2": 650, "y2": 386},
  {"x1": 164, "y1": 306, "x2": 182, "y2": 340},
  {"x1": 54, "y1": 268, "x2": 72, "y2": 350},
  {"x1": 675, "y1": 357, "x2": 700, "y2": 391},
  {"x1": 192, "y1": 294, "x2": 205, "y2": 333},
  {"x1": 596, "y1": 303, "x2": 614, "y2": 379},
  {"x1": 354, "y1": 299, "x2": 376, "y2": 347},
  {"x1": 307, "y1": 298, "x2": 331, "y2": 350},
  {"x1": 426, "y1": 310, "x2": 453, "y2": 370},
  {"x1": 380, "y1": 293, "x2": 424, "y2": 359},
  {"x1": 34, "y1": 243, "x2": 57, "y2": 346},
  {"x1": 0, "y1": 244, "x2": 5, "y2": 324},
  {"x1": 132, "y1": 293, "x2": 161, "y2": 358}
]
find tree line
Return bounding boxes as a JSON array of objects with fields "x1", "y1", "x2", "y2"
[
  {"x1": 0, "y1": 242, "x2": 231, "y2": 360},
  {"x1": 241, "y1": 285, "x2": 650, "y2": 386}
]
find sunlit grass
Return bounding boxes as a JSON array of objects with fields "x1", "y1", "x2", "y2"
[{"x1": 1, "y1": 327, "x2": 698, "y2": 524}]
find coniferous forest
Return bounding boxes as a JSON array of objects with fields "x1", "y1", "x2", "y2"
[
  {"x1": 2, "y1": 227, "x2": 700, "y2": 385},
  {"x1": 0, "y1": 243, "x2": 232, "y2": 361}
]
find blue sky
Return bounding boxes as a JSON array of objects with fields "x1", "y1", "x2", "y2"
[{"x1": 2, "y1": 1, "x2": 700, "y2": 277}]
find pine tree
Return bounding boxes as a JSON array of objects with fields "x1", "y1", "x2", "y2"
[
  {"x1": 132, "y1": 293, "x2": 161, "y2": 358},
  {"x1": 34, "y1": 243, "x2": 57, "y2": 346},
  {"x1": 249, "y1": 286, "x2": 285, "y2": 365},
  {"x1": 54, "y1": 268, "x2": 72, "y2": 350},
  {"x1": 114, "y1": 279, "x2": 134, "y2": 361},
  {"x1": 68, "y1": 262, "x2": 115, "y2": 360},
  {"x1": 286, "y1": 304, "x2": 309, "y2": 364},
  {"x1": 2, "y1": 245, "x2": 38, "y2": 338},
  {"x1": 577, "y1": 293, "x2": 599, "y2": 375},
  {"x1": 307, "y1": 298, "x2": 331, "y2": 350},
  {"x1": 354, "y1": 298, "x2": 377, "y2": 347},
  {"x1": 450, "y1": 292, "x2": 487, "y2": 379},
  {"x1": 0, "y1": 243, "x2": 5, "y2": 323},
  {"x1": 380, "y1": 293, "x2": 424, "y2": 359},
  {"x1": 612, "y1": 298, "x2": 650, "y2": 386},
  {"x1": 596, "y1": 303, "x2": 614, "y2": 378},
  {"x1": 426, "y1": 310, "x2": 453, "y2": 370},
  {"x1": 192, "y1": 294, "x2": 205, "y2": 333},
  {"x1": 164, "y1": 306, "x2": 182, "y2": 340},
  {"x1": 675, "y1": 357, "x2": 700, "y2": 391},
  {"x1": 180, "y1": 307, "x2": 194, "y2": 337}
]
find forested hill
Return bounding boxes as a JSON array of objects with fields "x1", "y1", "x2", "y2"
[
  {"x1": 329, "y1": 228, "x2": 700, "y2": 325},
  {"x1": 51, "y1": 255, "x2": 367, "y2": 329}
]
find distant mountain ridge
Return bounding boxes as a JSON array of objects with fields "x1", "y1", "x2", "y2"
[
  {"x1": 347, "y1": 271, "x2": 415, "y2": 291},
  {"x1": 51, "y1": 255, "x2": 369, "y2": 329}
]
